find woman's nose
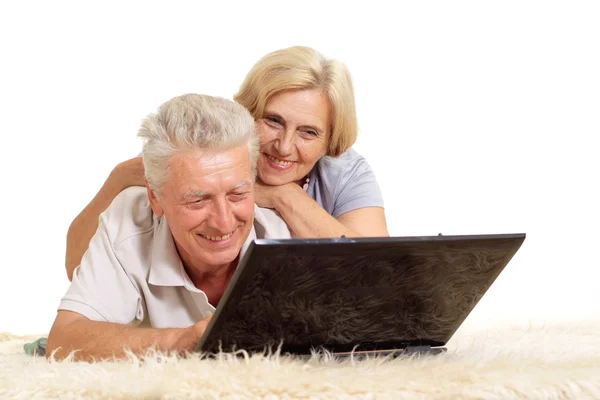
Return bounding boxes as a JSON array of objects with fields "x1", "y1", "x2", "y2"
[{"x1": 274, "y1": 129, "x2": 295, "y2": 156}]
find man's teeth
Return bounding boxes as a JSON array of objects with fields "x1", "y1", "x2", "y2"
[
  {"x1": 267, "y1": 154, "x2": 294, "y2": 166},
  {"x1": 202, "y1": 232, "x2": 233, "y2": 241}
]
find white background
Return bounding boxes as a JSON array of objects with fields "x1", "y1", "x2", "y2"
[{"x1": 1, "y1": 1, "x2": 598, "y2": 335}]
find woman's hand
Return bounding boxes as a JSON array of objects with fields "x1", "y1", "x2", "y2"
[
  {"x1": 254, "y1": 180, "x2": 304, "y2": 210},
  {"x1": 255, "y1": 178, "x2": 388, "y2": 239}
]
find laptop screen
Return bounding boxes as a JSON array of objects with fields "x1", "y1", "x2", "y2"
[{"x1": 196, "y1": 234, "x2": 525, "y2": 355}]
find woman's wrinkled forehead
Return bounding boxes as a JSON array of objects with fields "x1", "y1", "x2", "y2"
[{"x1": 263, "y1": 89, "x2": 331, "y2": 134}]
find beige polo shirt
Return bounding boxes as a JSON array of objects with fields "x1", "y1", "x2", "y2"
[{"x1": 58, "y1": 186, "x2": 291, "y2": 328}]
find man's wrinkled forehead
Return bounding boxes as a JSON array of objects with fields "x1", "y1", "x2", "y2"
[
  {"x1": 179, "y1": 179, "x2": 253, "y2": 201},
  {"x1": 164, "y1": 144, "x2": 251, "y2": 181}
]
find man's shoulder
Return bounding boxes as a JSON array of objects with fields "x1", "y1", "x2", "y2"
[{"x1": 100, "y1": 186, "x2": 156, "y2": 246}]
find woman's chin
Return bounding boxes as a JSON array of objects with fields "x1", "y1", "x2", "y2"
[{"x1": 258, "y1": 170, "x2": 294, "y2": 186}]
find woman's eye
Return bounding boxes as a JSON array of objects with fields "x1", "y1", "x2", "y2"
[
  {"x1": 302, "y1": 130, "x2": 318, "y2": 137},
  {"x1": 265, "y1": 117, "x2": 280, "y2": 125}
]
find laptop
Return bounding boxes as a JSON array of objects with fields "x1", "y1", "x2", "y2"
[{"x1": 195, "y1": 233, "x2": 525, "y2": 357}]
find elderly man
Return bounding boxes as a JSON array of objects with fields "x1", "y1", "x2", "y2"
[{"x1": 46, "y1": 94, "x2": 290, "y2": 361}]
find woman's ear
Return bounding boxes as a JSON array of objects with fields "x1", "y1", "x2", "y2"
[{"x1": 146, "y1": 181, "x2": 164, "y2": 216}]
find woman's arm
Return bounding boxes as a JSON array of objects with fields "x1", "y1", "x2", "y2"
[
  {"x1": 65, "y1": 157, "x2": 145, "y2": 281},
  {"x1": 256, "y1": 182, "x2": 389, "y2": 238}
]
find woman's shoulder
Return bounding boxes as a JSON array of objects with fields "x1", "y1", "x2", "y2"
[
  {"x1": 309, "y1": 148, "x2": 383, "y2": 217},
  {"x1": 315, "y1": 148, "x2": 374, "y2": 181}
]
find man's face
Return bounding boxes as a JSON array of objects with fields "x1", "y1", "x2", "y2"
[{"x1": 148, "y1": 145, "x2": 255, "y2": 274}]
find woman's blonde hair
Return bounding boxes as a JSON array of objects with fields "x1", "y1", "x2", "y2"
[{"x1": 234, "y1": 46, "x2": 358, "y2": 157}]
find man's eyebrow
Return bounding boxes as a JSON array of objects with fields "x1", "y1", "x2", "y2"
[
  {"x1": 231, "y1": 180, "x2": 253, "y2": 191},
  {"x1": 181, "y1": 180, "x2": 251, "y2": 201},
  {"x1": 181, "y1": 190, "x2": 209, "y2": 201}
]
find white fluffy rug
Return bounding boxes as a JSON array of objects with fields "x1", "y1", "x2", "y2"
[{"x1": 1, "y1": 320, "x2": 599, "y2": 399}]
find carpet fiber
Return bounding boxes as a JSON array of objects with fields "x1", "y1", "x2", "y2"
[{"x1": 1, "y1": 319, "x2": 599, "y2": 399}]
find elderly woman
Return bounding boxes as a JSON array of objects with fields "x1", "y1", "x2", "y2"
[{"x1": 65, "y1": 46, "x2": 389, "y2": 281}]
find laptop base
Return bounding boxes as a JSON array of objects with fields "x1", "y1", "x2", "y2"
[{"x1": 331, "y1": 345, "x2": 448, "y2": 360}]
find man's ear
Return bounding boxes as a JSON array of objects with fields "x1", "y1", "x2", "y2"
[{"x1": 146, "y1": 180, "x2": 164, "y2": 216}]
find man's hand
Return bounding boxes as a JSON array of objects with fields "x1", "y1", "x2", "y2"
[
  {"x1": 111, "y1": 157, "x2": 146, "y2": 191},
  {"x1": 173, "y1": 314, "x2": 213, "y2": 354},
  {"x1": 47, "y1": 312, "x2": 214, "y2": 361}
]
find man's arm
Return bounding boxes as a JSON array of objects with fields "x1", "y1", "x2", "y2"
[
  {"x1": 65, "y1": 157, "x2": 145, "y2": 281},
  {"x1": 57, "y1": 193, "x2": 183, "y2": 361},
  {"x1": 46, "y1": 310, "x2": 211, "y2": 362}
]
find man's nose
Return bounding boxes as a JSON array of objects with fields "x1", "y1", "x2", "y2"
[{"x1": 209, "y1": 199, "x2": 235, "y2": 234}]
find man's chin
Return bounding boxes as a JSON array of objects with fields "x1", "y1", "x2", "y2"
[
  {"x1": 197, "y1": 243, "x2": 242, "y2": 266},
  {"x1": 203, "y1": 251, "x2": 240, "y2": 270}
]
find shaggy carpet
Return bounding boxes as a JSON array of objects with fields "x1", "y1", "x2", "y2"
[{"x1": 1, "y1": 319, "x2": 599, "y2": 399}]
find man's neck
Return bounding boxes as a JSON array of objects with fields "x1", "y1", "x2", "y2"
[{"x1": 184, "y1": 257, "x2": 239, "y2": 306}]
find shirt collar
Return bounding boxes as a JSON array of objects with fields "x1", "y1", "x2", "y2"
[{"x1": 147, "y1": 216, "x2": 187, "y2": 287}]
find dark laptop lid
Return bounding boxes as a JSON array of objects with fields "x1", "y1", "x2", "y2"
[{"x1": 196, "y1": 233, "x2": 525, "y2": 355}]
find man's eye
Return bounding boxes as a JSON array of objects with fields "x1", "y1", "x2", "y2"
[{"x1": 230, "y1": 193, "x2": 249, "y2": 201}]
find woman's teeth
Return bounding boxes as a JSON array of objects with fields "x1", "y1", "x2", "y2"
[{"x1": 267, "y1": 154, "x2": 294, "y2": 166}]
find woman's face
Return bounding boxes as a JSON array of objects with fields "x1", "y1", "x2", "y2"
[{"x1": 255, "y1": 88, "x2": 331, "y2": 186}]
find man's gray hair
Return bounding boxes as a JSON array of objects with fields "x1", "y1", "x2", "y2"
[{"x1": 138, "y1": 93, "x2": 259, "y2": 195}]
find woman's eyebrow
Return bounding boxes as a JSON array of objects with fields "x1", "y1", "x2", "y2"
[{"x1": 263, "y1": 111, "x2": 283, "y2": 120}]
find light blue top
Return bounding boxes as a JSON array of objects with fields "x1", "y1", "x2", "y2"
[{"x1": 305, "y1": 148, "x2": 384, "y2": 218}]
